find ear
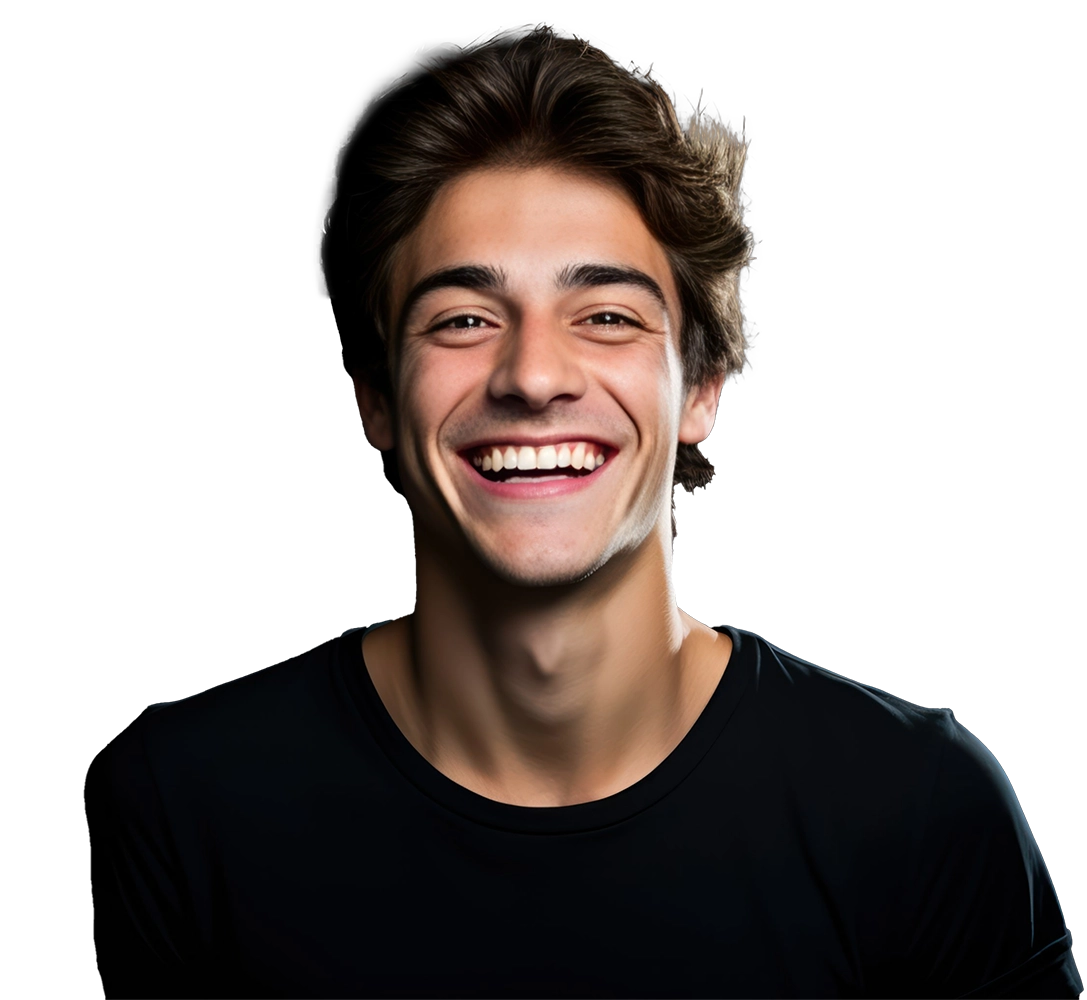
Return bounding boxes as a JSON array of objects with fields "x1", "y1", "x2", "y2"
[
  {"x1": 351, "y1": 375, "x2": 395, "y2": 451},
  {"x1": 678, "y1": 375, "x2": 725, "y2": 445}
]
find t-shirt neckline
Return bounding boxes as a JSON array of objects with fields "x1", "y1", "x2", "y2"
[{"x1": 337, "y1": 622, "x2": 752, "y2": 834}]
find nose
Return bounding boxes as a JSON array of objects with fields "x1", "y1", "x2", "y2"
[{"x1": 486, "y1": 311, "x2": 587, "y2": 410}]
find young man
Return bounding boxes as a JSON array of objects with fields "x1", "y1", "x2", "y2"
[{"x1": 85, "y1": 28, "x2": 1081, "y2": 999}]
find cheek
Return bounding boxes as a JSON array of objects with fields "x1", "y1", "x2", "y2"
[
  {"x1": 413, "y1": 346, "x2": 489, "y2": 404},
  {"x1": 592, "y1": 345, "x2": 684, "y2": 439},
  {"x1": 396, "y1": 347, "x2": 485, "y2": 448}
]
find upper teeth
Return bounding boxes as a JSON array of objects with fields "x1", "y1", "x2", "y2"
[{"x1": 470, "y1": 442, "x2": 608, "y2": 472}]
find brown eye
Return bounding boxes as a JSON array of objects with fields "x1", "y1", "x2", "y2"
[
  {"x1": 584, "y1": 311, "x2": 638, "y2": 327},
  {"x1": 446, "y1": 315, "x2": 489, "y2": 329}
]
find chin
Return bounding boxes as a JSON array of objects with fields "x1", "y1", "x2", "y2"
[{"x1": 471, "y1": 536, "x2": 610, "y2": 590}]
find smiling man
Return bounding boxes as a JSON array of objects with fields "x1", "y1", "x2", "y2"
[
  {"x1": 85, "y1": 28, "x2": 1081, "y2": 1000},
  {"x1": 353, "y1": 164, "x2": 733, "y2": 808}
]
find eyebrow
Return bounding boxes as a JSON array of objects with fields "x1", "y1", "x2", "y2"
[
  {"x1": 398, "y1": 260, "x2": 670, "y2": 330},
  {"x1": 555, "y1": 263, "x2": 669, "y2": 311}
]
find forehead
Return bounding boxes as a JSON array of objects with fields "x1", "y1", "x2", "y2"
[{"x1": 390, "y1": 166, "x2": 678, "y2": 314}]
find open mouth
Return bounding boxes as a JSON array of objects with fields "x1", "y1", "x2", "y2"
[
  {"x1": 477, "y1": 466, "x2": 597, "y2": 484},
  {"x1": 464, "y1": 441, "x2": 609, "y2": 484}
]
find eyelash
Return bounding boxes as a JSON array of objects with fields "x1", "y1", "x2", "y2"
[{"x1": 431, "y1": 311, "x2": 641, "y2": 332}]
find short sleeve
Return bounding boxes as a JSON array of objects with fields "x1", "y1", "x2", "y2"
[
  {"x1": 84, "y1": 711, "x2": 207, "y2": 999},
  {"x1": 905, "y1": 714, "x2": 1081, "y2": 998}
]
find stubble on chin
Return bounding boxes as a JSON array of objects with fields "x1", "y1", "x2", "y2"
[{"x1": 466, "y1": 534, "x2": 610, "y2": 590}]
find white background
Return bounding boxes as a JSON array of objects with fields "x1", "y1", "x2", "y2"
[{"x1": 3, "y1": 2, "x2": 1084, "y2": 995}]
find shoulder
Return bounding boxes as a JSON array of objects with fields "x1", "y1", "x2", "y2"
[
  {"x1": 734, "y1": 629, "x2": 1027, "y2": 816},
  {"x1": 724, "y1": 629, "x2": 1080, "y2": 996},
  {"x1": 728, "y1": 627, "x2": 959, "y2": 766},
  {"x1": 86, "y1": 631, "x2": 350, "y2": 803},
  {"x1": 720, "y1": 627, "x2": 1034, "y2": 856}
]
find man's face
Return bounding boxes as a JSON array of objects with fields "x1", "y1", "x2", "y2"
[{"x1": 362, "y1": 166, "x2": 720, "y2": 587}]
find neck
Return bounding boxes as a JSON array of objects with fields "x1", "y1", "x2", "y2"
[{"x1": 365, "y1": 518, "x2": 730, "y2": 806}]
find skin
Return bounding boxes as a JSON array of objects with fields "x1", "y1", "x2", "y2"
[{"x1": 355, "y1": 166, "x2": 732, "y2": 807}]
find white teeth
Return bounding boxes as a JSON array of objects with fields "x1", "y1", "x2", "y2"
[{"x1": 471, "y1": 441, "x2": 608, "y2": 474}]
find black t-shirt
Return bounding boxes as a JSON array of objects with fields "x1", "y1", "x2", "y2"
[{"x1": 85, "y1": 625, "x2": 1082, "y2": 998}]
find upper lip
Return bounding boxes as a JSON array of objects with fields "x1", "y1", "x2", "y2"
[{"x1": 456, "y1": 433, "x2": 620, "y2": 452}]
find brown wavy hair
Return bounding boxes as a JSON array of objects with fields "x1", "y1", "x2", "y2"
[{"x1": 322, "y1": 26, "x2": 752, "y2": 523}]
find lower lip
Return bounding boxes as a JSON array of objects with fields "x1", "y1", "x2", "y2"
[{"x1": 461, "y1": 455, "x2": 613, "y2": 499}]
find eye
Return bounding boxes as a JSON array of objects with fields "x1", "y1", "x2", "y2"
[
  {"x1": 426, "y1": 309, "x2": 642, "y2": 337},
  {"x1": 438, "y1": 314, "x2": 491, "y2": 330},
  {"x1": 581, "y1": 311, "x2": 641, "y2": 328}
]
